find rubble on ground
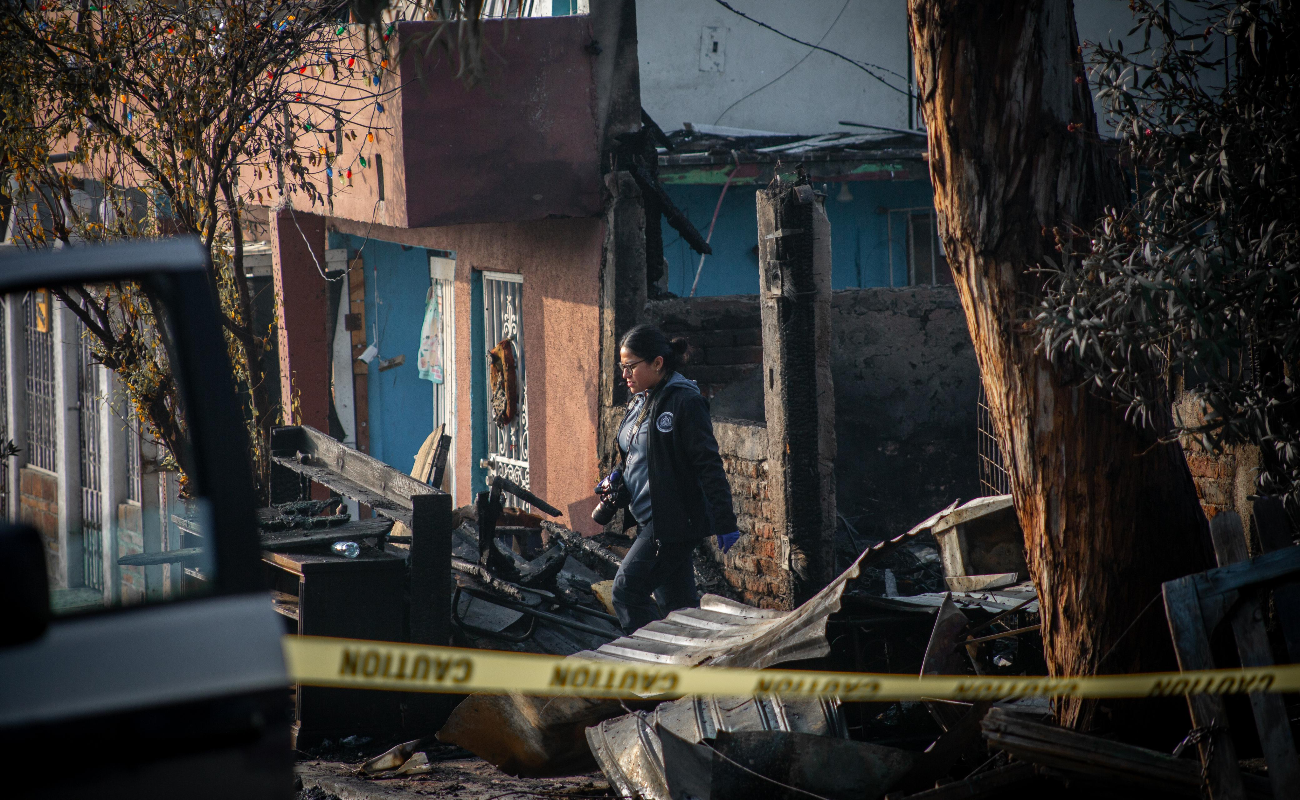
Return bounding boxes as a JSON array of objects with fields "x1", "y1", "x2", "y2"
[{"x1": 279, "y1": 486, "x2": 1300, "y2": 800}]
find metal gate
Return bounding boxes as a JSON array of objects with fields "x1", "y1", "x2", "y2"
[
  {"x1": 24, "y1": 291, "x2": 57, "y2": 472},
  {"x1": 481, "y1": 271, "x2": 529, "y2": 504},
  {"x1": 977, "y1": 381, "x2": 1011, "y2": 497},
  {"x1": 78, "y1": 325, "x2": 104, "y2": 591}
]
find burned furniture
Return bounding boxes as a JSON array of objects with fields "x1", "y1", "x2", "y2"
[
  {"x1": 930, "y1": 495, "x2": 1028, "y2": 592},
  {"x1": 267, "y1": 424, "x2": 453, "y2": 746},
  {"x1": 263, "y1": 547, "x2": 406, "y2": 744},
  {"x1": 447, "y1": 478, "x2": 624, "y2": 648}
]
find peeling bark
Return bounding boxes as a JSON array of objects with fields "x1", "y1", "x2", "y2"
[{"x1": 908, "y1": 0, "x2": 1213, "y2": 733}]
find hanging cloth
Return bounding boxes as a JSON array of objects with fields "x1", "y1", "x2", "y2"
[
  {"x1": 417, "y1": 287, "x2": 444, "y2": 384},
  {"x1": 488, "y1": 338, "x2": 519, "y2": 426}
]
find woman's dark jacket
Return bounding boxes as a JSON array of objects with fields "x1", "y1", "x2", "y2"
[{"x1": 618, "y1": 377, "x2": 738, "y2": 544}]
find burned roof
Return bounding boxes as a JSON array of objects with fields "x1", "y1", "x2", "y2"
[{"x1": 656, "y1": 125, "x2": 928, "y2": 185}]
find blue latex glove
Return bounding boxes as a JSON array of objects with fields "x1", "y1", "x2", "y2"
[{"x1": 716, "y1": 531, "x2": 740, "y2": 554}]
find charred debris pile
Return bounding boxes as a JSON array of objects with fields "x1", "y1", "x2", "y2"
[{"x1": 263, "y1": 426, "x2": 1300, "y2": 800}]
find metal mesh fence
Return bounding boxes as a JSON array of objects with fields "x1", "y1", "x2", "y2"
[
  {"x1": 24, "y1": 292, "x2": 57, "y2": 472},
  {"x1": 977, "y1": 381, "x2": 1012, "y2": 497}
]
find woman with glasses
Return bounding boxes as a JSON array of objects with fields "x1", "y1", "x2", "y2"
[{"x1": 607, "y1": 324, "x2": 741, "y2": 632}]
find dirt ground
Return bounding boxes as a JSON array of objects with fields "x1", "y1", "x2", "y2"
[{"x1": 296, "y1": 756, "x2": 613, "y2": 800}]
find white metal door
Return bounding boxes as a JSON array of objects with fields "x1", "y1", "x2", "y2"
[{"x1": 481, "y1": 271, "x2": 528, "y2": 503}]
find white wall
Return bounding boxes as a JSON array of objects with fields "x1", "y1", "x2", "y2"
[
  {"x1": 637, "y1": 0, "x2": 913, "y2": 135},
  {"x1": 635, "y1": 0, "x2": 1143, "y2": 136}
]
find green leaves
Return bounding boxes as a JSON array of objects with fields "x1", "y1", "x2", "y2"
[{"x1": 1038, "y1": 0, "x2": 1300, "y2": 506}]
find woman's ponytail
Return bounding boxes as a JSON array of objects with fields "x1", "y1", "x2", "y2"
[
  {"x1": 666, "y1": 337, "x2": 690, "y2": 372},
  {"x1": 621, "y1": 324, "x2": 690, "y2": 374}
]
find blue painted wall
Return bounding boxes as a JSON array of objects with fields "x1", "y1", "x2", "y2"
[
  {"x1": 331, "y1": 232, "x2": 434, "y2": 474},
  {"x1": 661, "y1": 179, "x2": 937, "y2": 297}
]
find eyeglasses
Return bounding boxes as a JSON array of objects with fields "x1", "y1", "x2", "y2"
[{"x1": 618, "y1": 359, "x2": 645, "y2": 374}]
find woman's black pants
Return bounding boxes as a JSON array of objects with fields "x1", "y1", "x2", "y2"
[{"x1": 612, "y1": 522, "x2": 698, "y2": 633}]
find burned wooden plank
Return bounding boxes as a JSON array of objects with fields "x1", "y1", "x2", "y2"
[
  {"x1": 270, "y1": 425, "x2": 434, "y2": 507},
  {"x1": 631, "y1": 165, "x2": 712, "y2": 256},
  {"x1": 1253, "y1": 497, "x2": 1300, "y2": 662},
  {"x1": 259, "y1": 517, "x2": 394, "y2": 552},
  {"x1": 1199, "y1": 544, "x2": 1300, "y2": 605},
  {"x1": 1163, "y1": 575, "x2": 1245, "y2": 800},
  {"x1": 451, "y1": 557, "x2": 531, "y2": 604},
  {"x1": 269, "y1": 456, "x2": 413, "y2": 527},
  {"x1": 981, "y1": 707, "x2": 1203, "y2": 795},
  {"x1": 429, "y1": 433, "x2": 452, "y2": 489},
  {"x1": 1209, "y1": 512, "x2": 1300, "y2": 800},
  {"x1": 493, "y1": 475, "x2": 561, "y2": 517},
  {"x1": 542, "y1": 521, "x2": 622, "y2": 580},
  {"x1": 118, "y1": 546, "x2": 205, "y2": 566},
  {"x1": 409, "y1": 493, "x2": 453, "y2": 646}
]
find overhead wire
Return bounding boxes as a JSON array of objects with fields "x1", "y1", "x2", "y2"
[
  {"x1": 711, "y1": 0, "x2": 910, "y2": 96},
  {"x1": 713, "y1": 0, "x2": 853, "y2": 125}
]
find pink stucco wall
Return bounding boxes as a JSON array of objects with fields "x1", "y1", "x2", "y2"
[{"x1": 327, "y1": 215, "x2": 606, "y2": 535}]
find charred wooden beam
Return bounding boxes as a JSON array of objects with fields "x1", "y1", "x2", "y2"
[
  {"x1": 542, "y1": 521, "x2": 622, "y2": 580},
  {"x1": 631, "y1": 165, "x2": 712, "y2": 256}
]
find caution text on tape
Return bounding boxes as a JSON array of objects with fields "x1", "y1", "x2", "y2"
[{"x1": 282, "y1": 635, "x2": 1300, "y2": 702}]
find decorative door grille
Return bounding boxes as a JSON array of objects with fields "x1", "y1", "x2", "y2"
[
  {"x1": 481, "y1": 272, "x2": 529, "y2": 505},
  {"x1": 78, "y1": 327, "x2": 104, "y2": 591},
  {"x1": 977, "y1": 382, "x2": 1011, "y2": 497},
  {"x1": 24, "y1": 291, "x2": 57, "y2": 472}
]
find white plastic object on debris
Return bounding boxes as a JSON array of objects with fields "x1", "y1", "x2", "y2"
[{"x1": 331, "y1": 541, "x2": 360, "y2": 558}]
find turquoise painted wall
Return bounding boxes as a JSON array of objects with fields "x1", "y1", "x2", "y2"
[
  {"x1": 660, "y1": 179, "x2": 937, "y2": 297},
  {"x1": 331, "y1": 232, "x2": 435, "y2": 475}
]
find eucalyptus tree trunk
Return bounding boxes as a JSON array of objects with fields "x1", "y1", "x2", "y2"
[{"x1": 908, "y1": 0, "x2": 1213, "y2": 733}]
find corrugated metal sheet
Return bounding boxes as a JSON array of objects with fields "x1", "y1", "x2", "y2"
[
  {"x1": 438, "y1": 501, "x2": 965, "y2": 777},
  {"x1": 587, "y1": 695, "x2": 847, "y2": 800},
  {"x1": 862, "y1": 581, "x2": 1038, "y2": 615},
  {"x1": 568, "y1": 500, "x2": 965, "y2": 671}
]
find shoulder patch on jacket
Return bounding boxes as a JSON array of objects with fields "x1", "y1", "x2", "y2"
[{"x1": 656, "y1": 411, "x2": 675, "y2": 433}]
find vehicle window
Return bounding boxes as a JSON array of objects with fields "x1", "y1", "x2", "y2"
[{"x1": 1, "y1": 284, "x2": 215, "y2": 616}]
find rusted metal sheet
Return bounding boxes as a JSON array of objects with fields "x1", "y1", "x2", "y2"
[{"x1": 587, "y1": 696, "x2": 847, "y2": 800}]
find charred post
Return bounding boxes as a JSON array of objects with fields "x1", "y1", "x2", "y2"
[{"x1": 756, "y1": 175, "x2": 836, "y2": 606}]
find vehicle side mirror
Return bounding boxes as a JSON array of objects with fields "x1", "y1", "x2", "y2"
[{"x1": 0, "y1": 524, "x2": 51, "y2": 647}]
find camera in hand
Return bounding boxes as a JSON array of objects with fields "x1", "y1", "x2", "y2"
[{"x1": 591, "y1": 469, "x2": 630, "y2": 526}]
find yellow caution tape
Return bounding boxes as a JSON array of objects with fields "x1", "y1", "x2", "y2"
[{"x1": 283, "y1": 635, "x2": 1300, "y2": 702}]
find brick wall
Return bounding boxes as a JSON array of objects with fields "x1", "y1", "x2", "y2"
[
  {"x1": 646, "y1": 296, "x2": 763, "y2": 407},
  {"x1": 709, "y1": 419, "x2": 792, "y2": 608},
  {"x1": 648, "y1": 286, "x2": 981, "y2": 607},
  {"x1": 1175, "y1": 390, "x2": 1261, "y2": 533},
  {"x1": 118, "y1": 501, "x2": 145, "y2": 604},
  {"x1": 19, "y1": 466, "x2": 59, "y2": 587}
]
